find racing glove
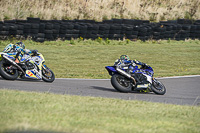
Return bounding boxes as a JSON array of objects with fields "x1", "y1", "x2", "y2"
[
  {"x1": 31, "y1": 50, "x2": 38, "y2": 55},
  {"x1": 142, "y1": 63, "x2": 150, "y2": 69}
]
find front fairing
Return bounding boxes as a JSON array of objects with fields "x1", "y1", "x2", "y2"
[
  {"x1": 32, "y1": 53, "x2": 45, "y2": 70},
  {"x1": 22, "y1": 53, "x2": 45, "y2": 70},
  {"x1": 132, "y1": 65, "x2": 154, "y2": 77},
  {"x1": 23, "y1": 53, "x2": 45, "y2": 80}
]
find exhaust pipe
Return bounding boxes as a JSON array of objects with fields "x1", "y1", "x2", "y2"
[
  {"x1": 116, "y1": 68, "x2": 136, "y2": 85},
  {"x1": 116, "y1": 68, "x2": 132, "y2": 78},
  {"x1": 2, "y1": 54, "x2": 26, "y2": 74}
]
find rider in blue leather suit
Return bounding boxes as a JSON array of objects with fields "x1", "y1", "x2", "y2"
[
  {"x1": 114, "y1": 55, "x2": 147, "y2": 69},
  {"x1": 114, "y1": 55, "x2": 149, "y2": 84}
]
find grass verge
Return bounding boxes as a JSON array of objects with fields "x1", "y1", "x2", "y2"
[
  {"x1": 0, "y1": 89, "x2": 200, "y2": 133},
  {"x1": 0, "y1": 39, "x2": 200, "y2": 79}
]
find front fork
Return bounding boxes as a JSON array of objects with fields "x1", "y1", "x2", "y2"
[
  {"x1": 42, "y1": 64, "x2": 48, "y2": 73},
  {"x1": 42, "y1": 64, "x2": 52, "y2": 77},
  {"x1": 149, "y1": 77, "x2": 157, "y2": 91},
  {"x1": 42, "y1": 64, "x2": 47, "y2": 69}
]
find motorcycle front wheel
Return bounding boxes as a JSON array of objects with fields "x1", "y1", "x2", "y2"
[
  {"x1": 42, "y1": 65, "x2": 55, "y2": 83},
  {"x1": 111, "y1": 74, "x2": 132, "y2": 93},
  {"x1": 151, "y1": 79, "x2": 166, "y2": 95},
  {"x1": 0, "y1": 60, "x2": 19, "y2": 80}
]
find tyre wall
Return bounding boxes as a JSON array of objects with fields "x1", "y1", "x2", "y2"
[{"x1": 0, "y1": 17, "x2": 200, "y2": 42}]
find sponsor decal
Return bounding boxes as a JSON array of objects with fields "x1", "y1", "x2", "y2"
[{"x1": 26, "y1": 70, "x2": 38, "y2": 79}]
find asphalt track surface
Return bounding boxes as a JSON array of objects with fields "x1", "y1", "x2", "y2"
[{"x1": 0, "y1": 75, "x2": 200, "y2": 106}]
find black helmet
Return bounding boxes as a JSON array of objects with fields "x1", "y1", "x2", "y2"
[{"x1": 16, "y1": 42, "x2": 25, "y2": 49}]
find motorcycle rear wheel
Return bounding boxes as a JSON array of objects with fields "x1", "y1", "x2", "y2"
[
  {"x1": 42, "y1": 65, "x2": 55, "y2": 83},
  {"x1": 0, "y1": 60, "x2": 19, "y2": 80},
  {"x1": 111, "y1": 74, "x2": 132, "y2": 93},
  {"x1": 151, "y1": 79, "x2": 166, "y2": 95}
]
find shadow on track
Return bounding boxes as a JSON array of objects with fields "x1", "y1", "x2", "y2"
[
  {"x1": 91, "y1": 86, "x2": 155, "y2": 95},
  {"x1": 90, "y1": 86, "x2": 118, "y2": 92},
  {"x1": 0, "y1": 76, "x2": 43, "y2": 83}
]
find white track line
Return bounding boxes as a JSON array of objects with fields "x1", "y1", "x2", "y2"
[
  {"x1": 56, "y1": 78, "x2": 110, "y2": 80},
  {"x1": 157, "y1": 75, "x2": 200, "y2": 79},
  {"x1": 56, "y1": 75, "x2": 200, "y2": 80}
]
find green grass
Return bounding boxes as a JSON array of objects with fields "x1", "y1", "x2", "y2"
[
  {"x1": 0, "y1": 40, "x2": 200, "y2": 133},
  {"x1": 0, "y1": 89, "x2": 200, "y2": 133},
  {"x1": 1, "y1": 39, "x2": 200, "y2": 79}
]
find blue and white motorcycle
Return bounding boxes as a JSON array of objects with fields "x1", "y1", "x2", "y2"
[{"x1": 105, "y1": 62, "x2": 166, "y2": 95}]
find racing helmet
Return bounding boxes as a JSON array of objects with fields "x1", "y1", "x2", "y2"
[
  {"x1": 16, "y1": 42, "x2": 25, "y2": 49},
  {"x1": 120, "y1": 55, "x2": 130, "y2": 60}
]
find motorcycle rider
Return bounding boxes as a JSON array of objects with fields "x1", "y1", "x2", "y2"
[
  {"x1": 3, "y1": 42, "x2": 38, "y2": 63},
  {"x1": 114, "y1": 55, "x2": 149, "y2": 69},
  {"x1": 114, "y1": 55, "x2": 149, "y2": 85}
]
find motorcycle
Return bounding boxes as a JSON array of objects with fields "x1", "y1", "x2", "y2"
[
  {"x1": 105, "y1": 62, "x2": 166, "y2": 95},
  {"x1": 0, "y1": 50, "x2": 55, "y2": 82}
]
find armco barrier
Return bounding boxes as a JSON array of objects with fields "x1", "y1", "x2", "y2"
[{"x1": 0, "y1": 17, "x2": 200, "y2": 42}]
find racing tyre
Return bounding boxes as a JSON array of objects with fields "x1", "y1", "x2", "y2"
[
  {"x1": 0, "y1": 60, "x2": 19, "y2": 80},
  {"x1": 111, "y1": 74, "x2": 132, "y2": 93},
  {"x1": 42, "y1": 65, "x2": 55, "y2": 83},
  {"x1": 151, "y1": 79, "x2": 166, "y2": 95}
]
